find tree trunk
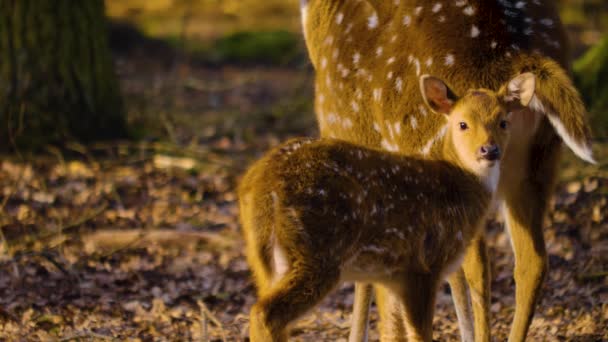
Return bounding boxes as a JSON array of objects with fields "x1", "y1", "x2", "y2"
[{"x1": 0, "y1": 0, "x2": 125, "y2": 150}]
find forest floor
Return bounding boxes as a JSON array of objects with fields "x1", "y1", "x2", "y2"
[{"x1": 1, "y1": 52, "x2": 607, "y2": 341}]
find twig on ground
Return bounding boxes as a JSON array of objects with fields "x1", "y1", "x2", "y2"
[
  {"x1": 59, "y1": 331, "x2": 115, "y2": 341},
  {"x1": 82, "y1": 228, "x2": 235, "y2": 253},
  {"x1": 6, "y1": 250, "x2": 77, "y2": 279},
  {"x1": 200, "y1": 302, "x2": 209, "y2": 342},
  {"x1": 197, "y1": 300, "x2": 228, "y2": 342},
  {"x1": 577, "y1": 271, "x2": 608, "y2": 282}
]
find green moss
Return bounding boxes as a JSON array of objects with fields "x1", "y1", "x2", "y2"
[
  {"x1": 573, "y1": 37, "x2": 608, "y2": 137},
  {"x1": 210, "y1": 30, "x2": 301, "y2": 65}
]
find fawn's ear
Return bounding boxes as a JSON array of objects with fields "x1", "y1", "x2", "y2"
[
  {"x1": 505, "y1": 72, "x2": 536, "y2": 106},
  {"x1": 420, "y1": 75, "x2": 459, "y2": 115}
]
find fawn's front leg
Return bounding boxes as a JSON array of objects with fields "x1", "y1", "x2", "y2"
[
  {"x1": 375, "y1": 284, "x2": 407, "y2": 342},
  {"x1": 447, "y1": 269, "x2": 474, "y2": 342},
  {"x1": 461, "y1": 234, "x2": 491, "y2": 342},
  {"x1": 349, "y1": 283, "x2": 373, "y2": 342}
]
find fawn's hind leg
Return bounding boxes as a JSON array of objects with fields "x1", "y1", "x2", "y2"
[
  {"x1": 249, "y1": 264, "x2": 340, "y2": 342},
  {"x1": 396, "y1": 273, "x2": 440, "y2": 342}
]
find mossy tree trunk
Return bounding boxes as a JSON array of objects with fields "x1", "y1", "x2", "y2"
[{"x1": 0, "y1": 0, "x2": 125, "y2": 150}]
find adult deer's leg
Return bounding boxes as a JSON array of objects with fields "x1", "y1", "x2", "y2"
[
  {"x1": 502, "y1": 135, "x2": 560, "y2": 342},
  {"x1": 447, "y1": 269, "x2": 474, "y2": 342},
  {"x1": 375, "y1": 284, "x2": 407, "y2": 342},
  {"x1": 349, "y1": 283, "x2": 373, "y2": 342},
  {"x1": 461, "y1": 234, "x2": 491, "y2": 342}
]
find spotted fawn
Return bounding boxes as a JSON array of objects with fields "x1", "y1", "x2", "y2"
[{"x1": 238, "y1": 73, "x2": 552, "y2": 341}]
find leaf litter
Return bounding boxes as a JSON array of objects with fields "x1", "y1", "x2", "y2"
[{"x1": 0, "y1": 57, "x2": 606, "y2": 341}]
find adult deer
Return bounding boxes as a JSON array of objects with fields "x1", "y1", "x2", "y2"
[
  {"x1": 240, "y1": 74, "x2": 539, "y2": 341},
  {"x1": 300, "y1": 1, "x2": 595, "y2": 341}
]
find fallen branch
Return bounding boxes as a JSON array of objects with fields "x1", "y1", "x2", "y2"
[
  {"x1": 59, "y1": 331, "x2": 115, "y2": 341},
  {"x1": 82, "y1": 228, "x2": 236, "y2": 253}
]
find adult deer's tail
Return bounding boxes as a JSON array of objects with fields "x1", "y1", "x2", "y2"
[{"x1": 513, "y1": 54, "x2": 595, "y2": 163}]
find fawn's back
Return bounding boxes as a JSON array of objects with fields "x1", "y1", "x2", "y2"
[{"x1": 239, "y1": 138, "x2": 490, "y2": 281}]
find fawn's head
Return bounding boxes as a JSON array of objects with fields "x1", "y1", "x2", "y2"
[{"x1": 420, "y1": 73, "x2": 536, "y2": 178}]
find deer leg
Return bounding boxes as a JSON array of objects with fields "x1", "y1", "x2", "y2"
[
  {"x1": 375, "y1": 284, "x2": 407, "y2": 342},
  {"x1": 349, "y1": 283, "x2": 373, "y2": 342},
  {"x1": 249, "y1": 265, "x2": 340, "y2": 342},
  {"x1": 502, "y1": 195, "x2": 548, "y2": 342},
  {"x1": 397, "y1": 273, "x2": 440, "y2": 342},
  {"x1": 461, "y1": 234, "x2": 491, "y2": 342},
  {"x1": 447, "y1": 269, "x2": 474, "y2": 342}
]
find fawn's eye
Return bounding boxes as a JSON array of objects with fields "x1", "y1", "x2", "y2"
[
  {"x1": 459, "y1": 122, "x2": 469, "y2": 130},
  {"x1": 500, "y1": 120, "x2": 508, "y2": 129}
]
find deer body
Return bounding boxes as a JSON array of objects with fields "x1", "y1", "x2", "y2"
[
  {"x1": 239, "y1": 78, "x2": 540, "y2": 341},
  {"x1": 241, "y1": 139, "x2": 490, "y2": 342},
  {"x1": 301, "y1": 1, "x2": 595, "y2": 341}
]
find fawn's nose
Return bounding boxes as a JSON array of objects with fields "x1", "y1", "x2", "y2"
[{"x1": 479, "y1": 144, "x2": 500, "y2": 161}]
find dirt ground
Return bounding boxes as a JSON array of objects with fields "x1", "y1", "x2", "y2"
[{"x1": 0, "y1": 53, "x2": 606, "y2": 341}]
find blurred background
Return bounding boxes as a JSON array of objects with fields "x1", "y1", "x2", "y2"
[
  {"x1": 106, "y1": 0, "x2": 608, "y2": 146},
  {"x1": 0, "y1": 0, "x2": 606, "y2": 340}
]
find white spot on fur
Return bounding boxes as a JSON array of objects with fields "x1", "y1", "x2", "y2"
[
  {"x1": 321, "y1": 57, "x2": 327, "y2": 69},
  {"x1": 463, "y1": 5, "x2": 475, "y2": 15},
  {"x1": 403, "y1": 15, "x2": 412, "y2": 26},
  {"x1": 395, "y1": 77, "x2": 403, "y2": 93},
  {"x1": 471, "y1": 25, "x2": 480, "y2": 38},
  {"x1": 373, "y1": 122, "x2": 381, "y2": 132},
  {"x1": 381, "y1": 139, "x2": 399, "y2": 152},
  {"x1": 540, "y1": 18, "x2": 554, "y2": 27},
  {"x1": 420, "y1": 123, "x2": 447, "y2": 155},
  {"x1": 414, "y1": 6, "x2": 423, "y2": 16},
  {"x1": 410, "y1": 116, "x2": 418, "y2": 129},
  {"x1": 336, "y1": 12, "x2": 344, "y2": 25},
  {"x1": 373, "y1": 88, "x2": 382, "y2": 102},
  {"x1": 445, "y1": 54, "x2": 455, "y2": 66},
  {"x1": 368, "y1": 12, "x2": 378, "y2": 29},
  {"x1": 343, "y1": 118, "x2": 354, "y2": 129},
  {"x1": 432, "y1": 3, "x2": 442, "y2": 12}
]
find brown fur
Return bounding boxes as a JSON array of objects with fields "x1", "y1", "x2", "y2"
[
  {"x1": 239, "y1": 82, "x2": 534, "y2": 341},
  {"x1": 300, "y1": 1, "x2": 595, "y2": 341}
]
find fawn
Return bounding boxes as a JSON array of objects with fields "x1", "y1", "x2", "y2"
[
  {"x1": 239, "y1": 72, "x2": 538, "y2": 341},
  {"x1": 301, "y1": 1, "x2": 596, "y2": 341}
]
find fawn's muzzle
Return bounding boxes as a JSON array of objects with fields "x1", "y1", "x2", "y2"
[{"x1": 479, "y1": 144, "x2": 500, "y2": 161}]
